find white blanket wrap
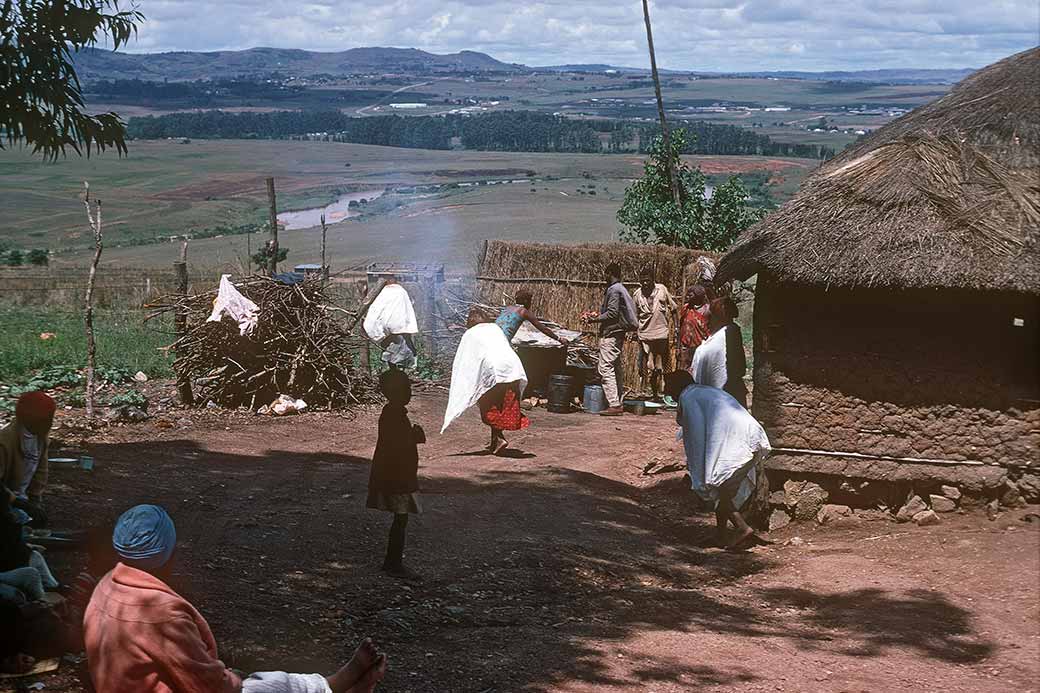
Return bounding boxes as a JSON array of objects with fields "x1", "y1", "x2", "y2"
[
  {"x1": 677, "y1": 384, "x2": 770, "y2": 509},
  {"x1": 441, "y1": 323, "x2": 527, "y2": 433},
  {"x1": 363, "y1": 284, "x2": 419, "y2": 342},
  {"x1": 691, "y1": 328, "x2": 727, "y2": 388}
]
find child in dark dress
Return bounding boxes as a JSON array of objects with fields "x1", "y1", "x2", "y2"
[{"x1": 367, "y1": 369, "x2": 425, "y2": 580}]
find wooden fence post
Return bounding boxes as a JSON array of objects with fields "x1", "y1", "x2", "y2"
[
  {"x1": 357, "y1": 280, "x2": 371, "y2": 374},
  {"x1": 420, "y1": 274, "x2": 437, "y2": 361},
  {"x1": 174, "y1": 240, "x2": 194, "y2": 405},
  {"x1": 82, "y1": 182, "x2": 104, "y2": 419},
  {"x1": 266, "y1": 177, "x2": 279, "y2": 275}
]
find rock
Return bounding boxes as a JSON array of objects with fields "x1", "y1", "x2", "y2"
[
  {"x1": 1001, "y1": 481, "x2": 1026, "y2": 508},
  {"x1": 896, "y1": 495, "x2": 928, "y2": 523},
  {"x1": 986, "y1": 499, "x2": 1000, "y2": 521},
  {"x1": 784, "y1": 480, "x2": 829, "y2": 521},
  {"x1": 768, "y1": 491, "x2": 786, "y2": 507},
  {"x1": 786, "y1": 536, "x2": 805, "y2": 546},
  {"x1": 940, "y1": 485, "x2": 962, "y2": 501},
  {"x1": 768, "y1": 509, "x2": 791, "y2": 531},
  {"x1": 124, "y1": 406, "x2": 149, "y2": 423},
  {"x1": 1017, "y1": 473, "x2": 1040, "y2": 503},
  {"x1": 816, "y1": 504, "x2": 852, "y2": 525},
  {"x1": 913, "y1": 509, "x2": 941, "y2": 526},
  {"x1": 133, "y1": 371, "x2": 148, "y2": 383},
  {"x1": 855, "y1": 509, "x2": 893, "y2": 522},
  {"x1": 929, "y1": 495, "x2": 957, "y2": 513}
]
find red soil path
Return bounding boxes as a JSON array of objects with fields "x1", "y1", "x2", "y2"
[{"x1": 37, "y1": 395, "x2": 1040, "y2": 692}]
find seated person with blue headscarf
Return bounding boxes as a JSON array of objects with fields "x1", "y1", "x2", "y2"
[{"x1": 85, "y1": 505, "x2": 387, "y2": 693}]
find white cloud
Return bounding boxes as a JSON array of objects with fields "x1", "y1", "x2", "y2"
[{"x1": 121, "y1": 0, "x2": 1039, "y2": 70}]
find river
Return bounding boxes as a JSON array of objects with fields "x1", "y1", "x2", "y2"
[{"x1": 277, "y1": 190, "x2": 385, "y2": 230}]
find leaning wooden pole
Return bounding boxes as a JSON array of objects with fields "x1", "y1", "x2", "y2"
[
  {"x1": 174, "y1": 240, "x2": 194, "y2": 405},
  {"x1": 82, "y1": 182, "x2": 103, "y2": 419},
  {"x1": 266, "y1": 177, "x2": 279, "y2": 275},
  {"x1": 642, "y1": 0, "x2": 683, "y2": 215},
  {"x1": 320, "y1": 213, "x2": 328, "y2": 283}
]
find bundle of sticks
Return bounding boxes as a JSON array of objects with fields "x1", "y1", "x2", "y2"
[{"x1": 149, "y1": 276, "x2": 378, "y2": 410}]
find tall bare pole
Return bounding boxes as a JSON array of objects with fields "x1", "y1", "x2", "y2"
[
  {"x1": 266, "y1": 177, "x2": 279, "y2": 274},
  {"x1": 320, "y1": 213, "x2": 328, "y2": 283},
  {"x1": 82, "y1": 182, "x2": 103, "y2": 419},
  {"x1": 174, "y1": 240, "x2": 194, "y2": 405},
  {"x1": 642, "y1": 0, "x2": 682, "y2": 213}
]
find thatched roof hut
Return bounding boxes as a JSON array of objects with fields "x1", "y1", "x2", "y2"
[
  {"x1": 715, "y1": 48, "x2": 1040, "y2": 512},
  {"x1": 719, "y1": 46, "x2": 1040, "y2": 293}
]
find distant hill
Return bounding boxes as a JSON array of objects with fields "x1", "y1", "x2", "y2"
[
  {"x1": 71, "y1": 46, "x2": 524, "y2": 81},
  {"x1": 72, "y1": 45, "x2": 976, "y2": 85},
  {"x1": 537, "y1": 64, "x2": 975, "y2": 84}
]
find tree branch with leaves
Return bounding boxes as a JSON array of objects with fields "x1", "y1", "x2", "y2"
[
  {"x1": 617, "y1": 129, "x2": 766, "y2": 251},
  {"x1": 1, "y1": 1, "x2": 144, "y2": 159}
]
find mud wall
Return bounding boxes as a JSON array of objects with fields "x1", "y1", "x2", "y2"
[{"x1": 751, "y1": 274, "x2": 1039, "y2": 482}]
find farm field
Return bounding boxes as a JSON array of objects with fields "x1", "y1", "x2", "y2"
[{"x1": 0, "y1": 140, "x2": 817, "y2": 272}]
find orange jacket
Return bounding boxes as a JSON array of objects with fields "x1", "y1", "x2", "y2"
[{"x1": 84, "y1": 563, "x2": 242, "y2": 693}]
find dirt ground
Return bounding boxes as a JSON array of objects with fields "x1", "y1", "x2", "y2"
[{"x1": 27, "y1": 394, "x2": 1040, "y2": 693}]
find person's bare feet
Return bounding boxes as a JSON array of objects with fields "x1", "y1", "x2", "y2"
[
  {"x1": 725, "y1": 527, "x2": 756, "y2": 552},
  {"x1": 347, "y1": 654, "x2": 387, "y2": 693},
  {"x1": 491, "y1": 437, "x2": 509, "y2": 456},
  {"x1": 327, "y1": 639, "x2": 379, "y2": 693}
]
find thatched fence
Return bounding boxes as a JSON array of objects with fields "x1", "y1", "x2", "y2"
[{"x1": 476, "y1": 240, "x2": 719, "y2": 389}]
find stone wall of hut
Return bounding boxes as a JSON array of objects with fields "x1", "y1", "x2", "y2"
[{"x1": 751, "y1": 274, "x2": 1039, "y2": 488}]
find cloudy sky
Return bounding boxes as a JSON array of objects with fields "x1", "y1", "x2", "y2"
[{"x1": 125, "y1": 1, "x2": 1039, "y2": 71}]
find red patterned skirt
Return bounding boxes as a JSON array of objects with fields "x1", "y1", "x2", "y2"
[{"x1": 478, "y1": 383, "x2": 530, "y2": 431}]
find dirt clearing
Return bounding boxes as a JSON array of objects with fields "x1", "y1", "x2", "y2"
[{"x1": 39, "y1": 394, "x2": 1039, "y2": 692}]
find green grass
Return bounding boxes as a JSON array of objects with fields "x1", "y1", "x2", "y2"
[
  {"x1": 0, "y1": 307, "x2": 174, "y2": 382},
  {"x1": 0, "y1": 140, "x2": 817, "y2": 272}
]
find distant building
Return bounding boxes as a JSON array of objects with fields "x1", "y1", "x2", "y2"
[{"x1": 389, "y1": 103, "x2": 427, "y2": 110}]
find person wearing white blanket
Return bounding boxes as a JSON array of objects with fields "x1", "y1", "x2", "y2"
[
  {"x1": 441, "y1": 321, "x2": 528, "y2": 450},
  {"x1": 665, "y1": 371, "x2": 770, "y2": 551},
  {"x1": 363, "y1": 276, "x2": 419, "y2": 370}
]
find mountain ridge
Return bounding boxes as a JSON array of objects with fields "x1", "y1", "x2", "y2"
[{"x1": 73, "y1": 46, "x2": 976, "y2": 84}]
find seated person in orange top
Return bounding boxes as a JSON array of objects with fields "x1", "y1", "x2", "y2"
[{"x1": 85, "y1": 504, "x2": 387, "y2": 693}]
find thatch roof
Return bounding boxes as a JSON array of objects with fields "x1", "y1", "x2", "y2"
[{"x1": 718, "y1": 47, "x2": 1040, "y2": 293}]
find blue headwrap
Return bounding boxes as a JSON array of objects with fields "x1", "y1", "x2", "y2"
[{"x1": 112, "y1": 504, "x2": 177, "y2": 571}]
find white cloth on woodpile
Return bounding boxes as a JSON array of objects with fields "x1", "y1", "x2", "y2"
[
  {"x1": 363, "y1": 284, "x2": 418, "y2": 343},
  {"x1": 441, "y1": 322, "x2": 527, "y2": 433},
  {"x1": 690, "y1": 328, "x2": 727, "y2": 388},
  {"x1": 241, "y1": 672, "x2": 332, "y2": 693},
  {"x1": 677, "y1": 384, "x2": 770, "y2": 509},
  {"x1": 207, "y1": 275, "x2": 259, "y2": 336}
]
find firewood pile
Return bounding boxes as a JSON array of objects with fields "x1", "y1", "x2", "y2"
[{"x1": 149, "y1": 276, "x2": 379, "y2": 410}]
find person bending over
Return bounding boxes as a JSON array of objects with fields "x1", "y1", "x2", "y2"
[
  {"x1": 664, "y1": 371, "x2": 770, "y2": 551},
  {"x1": 85, "y1": 504, "x2": 387, "y2": 693}
]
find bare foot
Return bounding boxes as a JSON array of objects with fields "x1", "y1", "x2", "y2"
[
  {"x1": 0, "y1": 653, "x2": 35, "y2": 675},
  {"x1": 327, "y1": 639, "x2": 379, "y2": 692},
  {"x1": 383, "y1": 563, "x2": 422, "y2": 582},
  {"x1": 347, "y1": 653, "x2": 387, "y2": 693},
  {"x1": 725, "y1": 527, "x2": 756, "y2": 552},
  {"x1": 492, "y1": 438, "x2": 509, "y2": 456}
]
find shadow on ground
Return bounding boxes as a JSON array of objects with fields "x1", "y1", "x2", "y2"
[{"x1": 46, "y1": 437, "x2": 995, "y2": 692}]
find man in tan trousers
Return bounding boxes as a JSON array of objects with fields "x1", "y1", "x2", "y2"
[{"x1": 584, "y1": 263, "x2": 638, "y2": 416}]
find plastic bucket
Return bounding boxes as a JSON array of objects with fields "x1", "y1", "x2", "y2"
[
  {"x1": 583, "y1": 384, "x2": 607, "y2": 414},
  {"x1": 546, "y1": 374, "x2": 574, "y2": 413}
]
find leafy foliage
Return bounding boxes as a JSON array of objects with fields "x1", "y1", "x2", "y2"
[
  {"x1": 109, "y1": 389, "x2": 146, "y2": 409},
  {"x1": 617, "y1": 130, "x2": 766, "y2": 251},
  {"x1": 251, "y1": 244, "x2": 290, "y2": 271},
  {"x1": 27, "y1": 249, "x2": 49, "y2": 266},
  {"x1": 0, "y1": 1, "x2": 143, "y2": 159},
  {"x1": 5, "y1": 249, "x2": 23, "y2": 266}
]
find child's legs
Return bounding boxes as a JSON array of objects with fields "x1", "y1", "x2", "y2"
[{"x1": 384, "y1": 513, "x2": 409, "y2": 567}]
